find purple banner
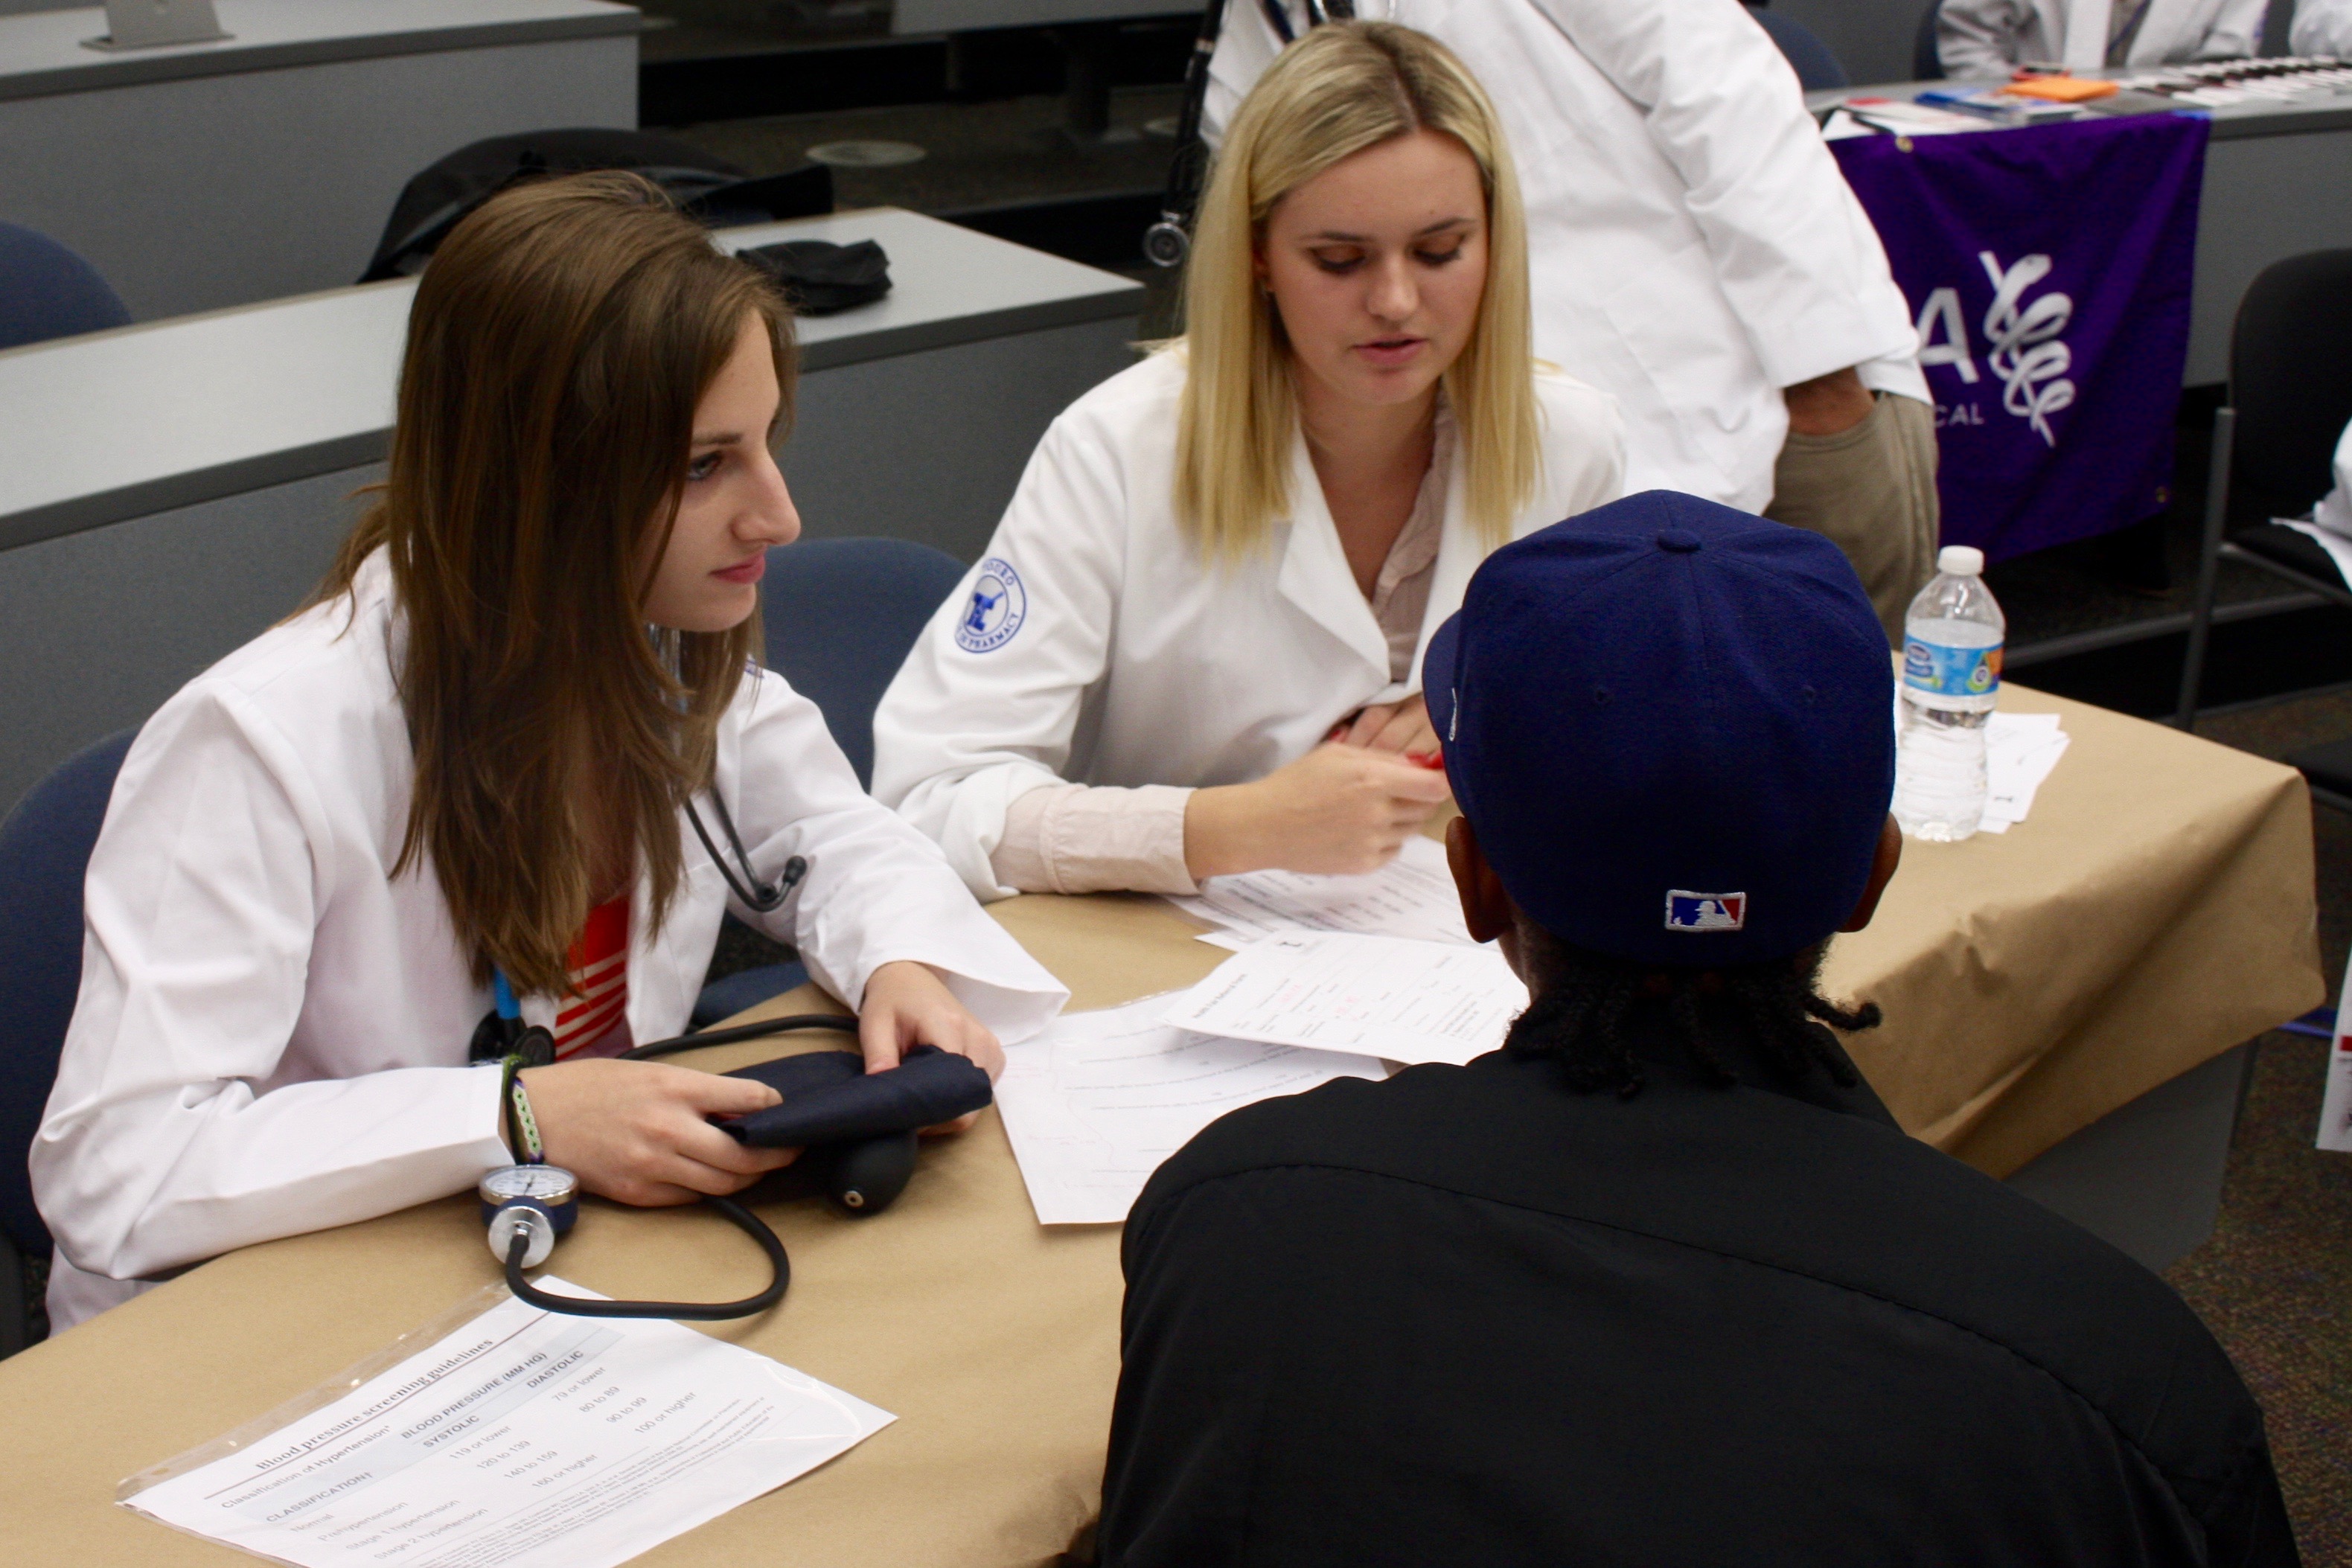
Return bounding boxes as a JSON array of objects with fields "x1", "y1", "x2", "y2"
[{"x1": 1832, "y1": 112, "x2": 2209, "y2": 563}]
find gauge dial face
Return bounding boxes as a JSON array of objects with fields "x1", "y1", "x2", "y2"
[{"x1": 479, "y1": 1165, "x2": 579, "y2": 1204}]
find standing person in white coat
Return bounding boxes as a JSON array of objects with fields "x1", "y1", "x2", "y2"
[
  {"x1": 2292, "y1": 0, "x2": 2352, "y2": 55},
  {"x1": 1937, "y1": 0, "x2": 2268, "y2": 77},
  {"x1": 1204, "y1": 0, "x2": 1937, "y2": 641},
  {"x1": 872, "y1": 23, "x2": 1623, "y2": 901},
  {"x1": 31, "y1": 173, "x2": 1066, "y2": 1333}
]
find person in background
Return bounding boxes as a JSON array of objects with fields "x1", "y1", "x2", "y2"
[
  {"x1": 33, "y1": 173, "x2": 1065, "y2": 1333},
  {"x1": 1096, "y1": 490, "x2": 2297, "y2": 1567},
  {"x1": 1937, "y1": 0, "x2": 2268, "y2": 77},
  {"x1": 1204, "y1": 0, "x2": 1936, "y2": 641},
  {"x1": 2292, "y1": 0, "x2": 2352, "y2": 56},
  {"x1": 873, "y1": 23, "x2": 1623, "y2": 901}
]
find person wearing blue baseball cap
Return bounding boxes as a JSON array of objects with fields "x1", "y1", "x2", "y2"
[{"x1": 1094, "y1": 492, "x2": 2295, "y2": 1567}]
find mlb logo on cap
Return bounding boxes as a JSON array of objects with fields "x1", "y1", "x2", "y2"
[{"x1": 1665, "y1": 892, "x2": 1747, "y2": 932}]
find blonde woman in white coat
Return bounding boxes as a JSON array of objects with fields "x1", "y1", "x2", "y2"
[
  {"x1": 33, "y1": 176, "x2": 1065, "y2": 1332},
  {"x1": 1938, "y1": 0, "x2": 2266, "y2": 77},
  {"x1": 873, "y1": 22, "x2": 1623, "y2": 901}
]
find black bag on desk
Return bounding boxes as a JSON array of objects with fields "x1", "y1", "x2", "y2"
[
  {"x1": 358, "y1": 129, "x2": 834, "y2": 282},
  {"x1": 739, "y1": 240, "x2": 892, "y2": 316}
]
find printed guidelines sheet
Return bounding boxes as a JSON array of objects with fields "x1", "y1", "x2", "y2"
[
  {"x1": 994, "y1": 996, "x2": 1384, "y2": 1224},
  {"x1": 1163, "y1": 932, "x2": 1530, "y2": 1067},
  {"x1": 121, "y1": 1284, "x2": 892, "y2": 1568},
  {"x1": 1981, "y1": 712, "x2": 2070, "y2": 833},
  {"x1": 1166, "y1": 833, "x2": 1472, "y2": 949}
]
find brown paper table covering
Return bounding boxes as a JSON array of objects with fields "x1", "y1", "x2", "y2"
[{"x1": 0, "y1": 682, "x2": 2320, "y2": 1567}]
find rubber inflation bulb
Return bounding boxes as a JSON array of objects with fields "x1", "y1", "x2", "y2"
[{"x1": 825, "y1": 1130, "x2": 918, "y2": 1217}]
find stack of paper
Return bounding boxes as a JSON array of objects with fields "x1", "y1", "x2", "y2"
[
  {"x1": 1166, "y1": 833, "x2": 1471, "y2": 948},
  {"x1": 1160, "y1": 932, "x2": 1529, "y2": 1068},
  {"x1": 1982, "y1": 712, "x2": 2070, "y2": 833},
  {"x1": 994, "y1": 996, "x2": 1384, "y2": 1225}
]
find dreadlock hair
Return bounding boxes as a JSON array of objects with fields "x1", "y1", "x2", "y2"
[{"x1": 1502, "y1": 917, "x2": 1880, "y2": 1099}]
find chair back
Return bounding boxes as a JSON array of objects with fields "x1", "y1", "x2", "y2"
[
  {"x1": 0, "y1": 729, "x2": 136, "y2": 1260},
  {"x1": 2231, "y1": 250, "x2": 2352, "y2": 523},
  {"x1": 1913, "y1": 0, "x2": 1947, "y2": 80},
  {"x1": 1745, "y1": 4, "x2": 1848, "y2": 91},
  {"x1": 761, "y1": 538, "x2": 968, "y2": 788},
  {"x1": 0, "y1": 224, "x2": 130, "y2": 352}
]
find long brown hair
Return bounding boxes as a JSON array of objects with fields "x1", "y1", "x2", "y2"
[{"x1": 311, "y1": 171, "x2": 795, "y2": 996}]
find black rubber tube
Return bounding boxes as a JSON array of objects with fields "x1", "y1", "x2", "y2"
[
  {"x1": 621, "y1": 1014, "x2": 857, "y2": 1060},
  {"x1": 505, "y1": 1194, "x2": 790, "y2": 1320}
]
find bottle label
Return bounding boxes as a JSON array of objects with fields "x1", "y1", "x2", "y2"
[{"x1": 1904, "y1": 638, "x2": 2001, "y2": 698}]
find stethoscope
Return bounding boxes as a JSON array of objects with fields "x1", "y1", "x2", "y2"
[{"x1": 473, "y1": 790, "x2": 856, "y2": 1322}]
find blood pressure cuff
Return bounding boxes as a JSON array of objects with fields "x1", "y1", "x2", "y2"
[{"x1": 717, "y1": 1046, "x2": 991, "y2": 1148}]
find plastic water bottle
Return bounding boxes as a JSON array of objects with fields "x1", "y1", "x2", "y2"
[{"x1": 1894, "y1": 545, "x2": 2005, "y2": 842}]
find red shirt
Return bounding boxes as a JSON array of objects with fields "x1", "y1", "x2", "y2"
[{"x1": 552, "y1": 895, "x2": 632, "y2": 1059}]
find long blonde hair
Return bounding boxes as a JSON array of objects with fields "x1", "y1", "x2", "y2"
[
  {"x1": 310, "y1": 172, "x2": 793, "y2": 995},
  {"x1": 1175, "y1": 20, "x2": 1538, "y2": 560}
]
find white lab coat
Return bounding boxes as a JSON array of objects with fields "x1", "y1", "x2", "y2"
[
  {"x1": 2293, "y1": 0, "x2": 2352, "y2": 55},
  {"x1": 869, "y1": 351, "x2": 1624, "y2": 899},
  {"x1": 34, "y1": 551, "x2": 1067, "y2": 1331},
  {"x1": 1205, "y1": 0, "x2": 1926, "y2": 514},
  {"x1": 1937, "y1": 0, "x2": 2269, "y2": 76}
]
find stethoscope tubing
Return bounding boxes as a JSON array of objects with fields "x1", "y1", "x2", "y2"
[{"x1": 505, "y1": 1192, "x2": 790, "y2": 1320}]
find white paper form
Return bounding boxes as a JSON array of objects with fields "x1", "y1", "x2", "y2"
[
  {"x1": 121, "y1": 1282, "x2": 892, "y2": 1568},
  {"x1": 994, "y1": 996, "x2": 1384, "y2": 1224},
  {"x1": 1162, "y1": 932, "x2": 1530, "y2": 1068},
  {"x1": 1981, "y1": 713, "x2": 2071, "y2": 833},
  {"x1": 1166, "y1": 833, "x2": 1471, "y2": 950}
]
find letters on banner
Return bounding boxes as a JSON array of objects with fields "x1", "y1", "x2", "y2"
[{"x1": 1832, "y1": 113, "x2": 2210, "y2": 563}]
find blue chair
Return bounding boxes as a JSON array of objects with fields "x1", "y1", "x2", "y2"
[
  {"x1": 691, "y1": 537, "x2": 970, "y2": 1028},
  {"x1": 0, "y1": 729, "x2": 136, "y2": 1355},
  {"x1": 1745, "y1": 4, "x2": 1850, "y2": 91},
  {"x1": 1914, "y1": 0, "x2": 1948, "y2": 80},
  {"x1": 0, "y1": 224, "x2": 130, "y2": 352}
]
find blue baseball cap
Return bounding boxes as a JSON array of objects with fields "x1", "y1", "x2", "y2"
[{"x1": 1426, "y1": 491, "x2": 1895, "y2": 968}]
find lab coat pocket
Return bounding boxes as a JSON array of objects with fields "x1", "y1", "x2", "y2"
[{"x1": 1595, "y1": 236, "x2": 1773, "y2": 496}]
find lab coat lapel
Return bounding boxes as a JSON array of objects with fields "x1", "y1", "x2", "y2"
[
  {"x1": 2061, "y1": 0, "x2": 2115, "y2": 68},
  {"x1": 1407, "y1": 446, "x2": 1481, "y2": 693},
  {"x1": 2124, "y1": 0, "x2": 2203, "y2": 63},
  {"x1": 624, "y1": 847, "x2": 686, "y2": 1048},
  {"x1": 1275, "y1": 430, "x2": 1393, "y2": 680}
]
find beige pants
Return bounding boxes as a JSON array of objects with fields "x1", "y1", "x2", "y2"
[{"x1": 1765, "y1": 391, "x2": 1940, "y2": 647}]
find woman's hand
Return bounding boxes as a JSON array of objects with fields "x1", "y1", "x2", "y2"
[
  {"x1": 1186, "y1": 743, "x2": 1454, "y2": 881},
  {"x1": 859, "y1": 960, "x2": 1005, "y2": 1134},
  {"x1": 1332, "y1": 694, "x2": 1442, "y2": 763},
  {"x1": 519, "y1": 1058, "x2": 799, "y2": 1207}
]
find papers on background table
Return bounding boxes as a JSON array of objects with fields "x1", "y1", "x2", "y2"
[
  {"x1": 995, "y1": 995, "x2": 1383, "y2": 1224},
  {"x1": 121, "y1": 1283, "x2": 892, "y2": 1568},
  {"x1": 1161, "y1": 932, "x2": 1529, "y2": 1068},
  {"x1": 1982, "y1": 712, "x2": 2071, "y2": 833},
  {"x1": 1166, "y1": 833, "x2": 1471, "y2": 950}
]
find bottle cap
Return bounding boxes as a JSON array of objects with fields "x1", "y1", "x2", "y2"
[{"x1": 1937, "y1": 545, "x2": 1985, "y2": 576}]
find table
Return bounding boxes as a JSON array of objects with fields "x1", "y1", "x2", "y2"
[
  {"x1": 0, "y1": 678, "x2": 2319, "y2": 1564},
  {"x1": 1810, "y1": 71, "x2": 2352, "y2": 385},
  {"x1": 0, "y1": 206, "x2": 1145, "y2": 816},
  {"x1": 0, "y1": 0, "x2": 640, "y2": 322}
]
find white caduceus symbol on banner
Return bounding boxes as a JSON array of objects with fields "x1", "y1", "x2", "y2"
[{"x1": 1978, "y1": 251, "x2": 2075, "y2": 447}]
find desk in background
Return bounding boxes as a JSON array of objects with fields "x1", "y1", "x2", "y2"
[
  {"x1": 0, "y1": 207, "x2": 1145, "y2": 816},
  {"x1": 0, "y1": 680, "x2": 2319, "y2": 1564},
  {"x1": 0, "y1": 0, "x2": 639, "y2": 321}
]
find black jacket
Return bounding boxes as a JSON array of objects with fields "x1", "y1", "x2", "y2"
[{"x1": 1099, "y1": 1006, "x2": 2295, "y2": 1567}]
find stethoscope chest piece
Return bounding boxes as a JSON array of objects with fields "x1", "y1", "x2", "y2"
[{"x1": 480, "y1": 1164, "x2": 580, "y2": 1270}]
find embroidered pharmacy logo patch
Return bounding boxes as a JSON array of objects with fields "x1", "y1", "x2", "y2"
[
  {"x1": 1664, "y1": 891, "x2": 1746, "y2": 932},
  {"x1": 955, "y1": 557, "x2": 1027, "y2": 653}
]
